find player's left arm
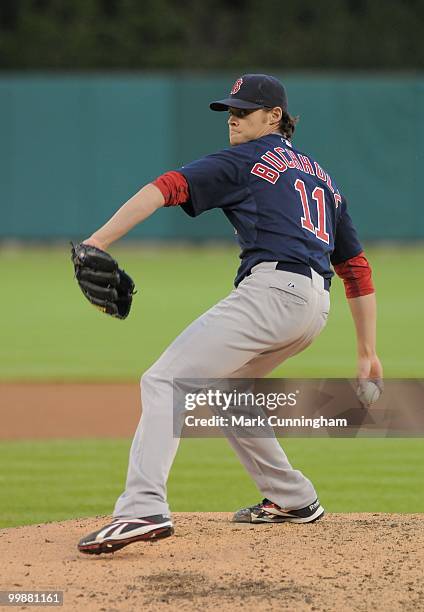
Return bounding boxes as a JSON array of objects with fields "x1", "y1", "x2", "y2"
[
  {"x1": 84, "y1": 171, "x2": 195, "y2": 249},
  {"x1": 85, "y1": 143, "x2": 252, "y2": 249},
  {"x1": 84, "y1": 183, "x2": 166, "y2": 250},
  {"x1": 73, "y1": 174, "x2": 190, "y2": 319}
]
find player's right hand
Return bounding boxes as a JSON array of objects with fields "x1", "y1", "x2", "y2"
[
  {"x1": 356, "y1": 353, "x2": 383, "y2": 387},
  {"x1": 356, "y1": 353, "x2": 384, "y2": 407}
]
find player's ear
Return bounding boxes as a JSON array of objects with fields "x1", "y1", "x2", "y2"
[{"x1": 269, "y1": 106, "x2": 283, "y2": 124}]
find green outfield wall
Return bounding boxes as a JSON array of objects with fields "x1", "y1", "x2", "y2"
[{"x1": 0, "y1": 74, "x2": 423, "y2": 241}]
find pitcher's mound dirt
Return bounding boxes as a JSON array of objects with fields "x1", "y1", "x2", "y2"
[{"x1": 1, "y1": 513, "x2": 423, "y2": 612}]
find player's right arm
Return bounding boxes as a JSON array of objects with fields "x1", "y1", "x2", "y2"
[
  {"x1": 347, "y1": 293, "x2": 383, "y2": 381},
  {"x1": 331, "y1": 197, "x2": 383, "y2": 383}
]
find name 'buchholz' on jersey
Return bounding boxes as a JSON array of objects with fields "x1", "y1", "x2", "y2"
[
  {"x1": 155, "y1": 131, "x2": 363, "y2": 287},
  {"x1": 251, "y1": 137, "x2": 342, "y2": 211}
]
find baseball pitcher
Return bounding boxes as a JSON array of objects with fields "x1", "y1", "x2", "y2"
[{"x1": 74, "y1": 74, "x2": 383, "y2": 554}]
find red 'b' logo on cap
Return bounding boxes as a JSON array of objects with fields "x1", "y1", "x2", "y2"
[{"x1": 230, "y1": 78, "x2": 243, "y2": 95}]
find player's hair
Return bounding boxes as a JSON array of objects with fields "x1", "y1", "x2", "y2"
[{"x1": 278, "y1": 110, "x2": 299, "y2": 139}]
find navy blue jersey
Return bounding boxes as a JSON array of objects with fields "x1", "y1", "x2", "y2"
[{"x1": 179, "y1": 134, "x2": 362, "y2": 287}]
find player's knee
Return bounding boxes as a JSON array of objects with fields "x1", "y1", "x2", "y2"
[
  {"x1": 140, "y1": 369, "x2": 158, "y2": 395},
  {"x1": 140, "y1": 365, "x2": 171, "y2": 403},
  {"x1": 140, "y1": 362, "x2": 195, "y2": 411}
]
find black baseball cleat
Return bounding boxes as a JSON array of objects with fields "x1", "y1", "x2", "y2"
[
  {"x1": 233, "y1": 497, "x2": 324, "y2": 524},
  {"x1": 78, "y1": 515, "x2": 174, "y2": 555}
]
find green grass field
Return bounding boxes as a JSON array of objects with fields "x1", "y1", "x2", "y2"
[
  {"x1": 1, "y1": 244, "x2": 423, "y2": 527},
  {"x1": 1, "y1": 438, "x2": 423, "y2": 528},
  {"x1": 2, "y1": 243, "x2": 424, "y2": 379}
]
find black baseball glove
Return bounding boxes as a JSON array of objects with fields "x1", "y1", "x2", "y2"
[{"x1": 71, "y1": 242, "x2": 136, "y2": 319}]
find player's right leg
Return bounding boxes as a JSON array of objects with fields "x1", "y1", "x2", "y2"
[{"x1": 223, "y1": 266, "x2": 329, "y2": 523}]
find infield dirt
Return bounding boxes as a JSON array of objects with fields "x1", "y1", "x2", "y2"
[
  {"x1": 1, "y1": 384, "x2": 423, "y2": 611},
  {"x1": 1, "y1": 513, "x2": 423, "y2": 611}
]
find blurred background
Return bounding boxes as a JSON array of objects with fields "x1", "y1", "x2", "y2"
[
  {"x1": 1, "y1": 0, "x2": 423, "y2": 525},
  {"x1": 1, "y1": 0, "x2": 423, "y2": 378},
  {"x1": 1, "y1": 0, "x2": 424, "y2": 241}
]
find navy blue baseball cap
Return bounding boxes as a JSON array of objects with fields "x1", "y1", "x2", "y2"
[{"x1": 210, "y1": 74, "x2": 288, "y2": 112}]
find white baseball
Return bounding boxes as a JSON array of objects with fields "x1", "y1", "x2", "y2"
[{"x1": 356, "y1": 380, "x2": 382, "y2": 407}]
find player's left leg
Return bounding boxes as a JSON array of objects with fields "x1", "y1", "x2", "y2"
[{"x1": 111, "y1": 284, "x2": 283, "y2": 521}]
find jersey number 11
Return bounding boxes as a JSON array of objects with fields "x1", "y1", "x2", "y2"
[{"x1": 294, "y1": 179, "x2": 330, "y2": 244}]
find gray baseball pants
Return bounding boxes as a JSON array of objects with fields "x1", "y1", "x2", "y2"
[{"x1": 113, "y1": 262, "x2": 330, "y2": 519}]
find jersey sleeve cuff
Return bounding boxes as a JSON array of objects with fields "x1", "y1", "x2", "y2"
[
  {"x1": 152, "y1": 171, "x2": 190, "y2": 207},
  {"x1": 333, "y1": 251, "x2": 375, "y2": 298}
]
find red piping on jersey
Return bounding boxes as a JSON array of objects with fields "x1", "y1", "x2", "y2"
[
  {"x1": 152, "y1": 171, "x2": 189, "y2": 206},
  {"x1": 333, "y1": 251, "x2": 374, "y2": 298}
]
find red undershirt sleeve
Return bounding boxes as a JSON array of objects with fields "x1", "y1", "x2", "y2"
[
  {"x1": 333, "y1": 251, "x2": 375, "y2": 298},
  {"x1": 152, "y1": 171, "x2": 190, "y2": 207}
]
